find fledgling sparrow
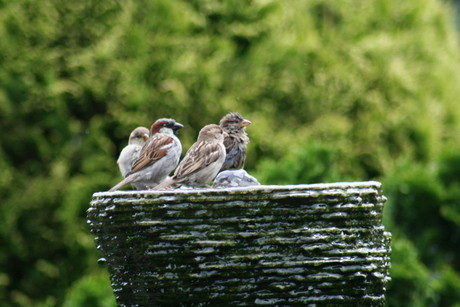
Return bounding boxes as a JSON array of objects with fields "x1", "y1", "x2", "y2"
[
  {"x1": 109, "y1": 118, "x2": 183, "y2": 191},
  {"x1": 117, "y1": 127, "x2": 150, "y2": 190},
  {"x1": 153, "y1": 124, "x2": 227, "y2": 190},
  {"x1": 219, "y1": 112, "x2": 251, "y2": 172}
]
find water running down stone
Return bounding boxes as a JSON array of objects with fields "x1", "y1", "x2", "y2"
[{"x1": 88, "y1": 181, "x2": 391, "y2": 306}]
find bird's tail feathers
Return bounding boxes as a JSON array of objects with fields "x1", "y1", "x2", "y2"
[
  {"x1": 109, "y1": 173, "x2": 138, "y2": 192},
  {"x1": 152, "y1": 177, "x2": 175, "y2": 190}
]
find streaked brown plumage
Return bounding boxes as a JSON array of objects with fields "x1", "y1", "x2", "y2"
[
  {"x1": 153, "y1": 124, "x2": 227, "y2": 190},
  {"x1": 109, "y1": 119, "x2": 183, "y2": 191},
  {"x1": 219, "y1": 112, "x2": 251, "y2": 171}
]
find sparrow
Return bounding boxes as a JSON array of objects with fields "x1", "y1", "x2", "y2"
[
  {"x1": 218, "y1": 112, "x2": 251, "y2": 172},
  {"x1": 153, "y1": 124, "x2": 227, "y2": 190},
  {"x1": 117, "y1": 127, "x2": 150, "y2": 190},
  {"x1": 109, "y1": 118, "x2": 183, "y2": 191}
]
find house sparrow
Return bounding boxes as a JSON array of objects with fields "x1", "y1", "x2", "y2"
[
  {"x1": 153, "y1": 124, "x2": 227, "y2": 190},
  {"x1": 109, "y1": 118, "x2": 183, "y2": 191},
  {"x1": 117, "y1": 127, "x2": 150, "y2": 190},
  {"x1": 219, "y1": 112, "x2": 251, "y2": 172}
]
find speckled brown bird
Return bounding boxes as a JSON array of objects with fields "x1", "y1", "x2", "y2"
[
  {"x1": 109, "y1": 118, "x2": 183, "y2": 191},
  {"x1": 219, "y1": 112, "x2": 251, "y2": 172},
  {"x1": 153, "y1": 124, "x2": 227, "y2": 190}
]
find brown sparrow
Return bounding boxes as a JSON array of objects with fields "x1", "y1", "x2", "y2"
[
  {"x1": 219, "y1": 112, "x2": 251, "y2": 172},
  {"x1": 153, "y1": 124, "x2": 227, "y2": 190},
  {"x1": 117, "y1": 127, "x2": 150, "y2": 190},
  {"x1": 109, "y1": 118, "x2": 183, "y2": 191}
]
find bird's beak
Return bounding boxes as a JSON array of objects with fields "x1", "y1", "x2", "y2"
[
  {"x1": 240, "y1": 119, "x2": 251, "y2": 127},
  {"x1": 223, "y1": 132, "x2": 229, "y2": 137},
  {"x1": 141, "y1": 134, "x2": 149, "y2": 141},
  {"x1": 174, "y1": 123, "x2": 184, "y2": 130}
]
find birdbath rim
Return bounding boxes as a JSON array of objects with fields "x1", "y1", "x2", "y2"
[{"x1": 93, "y1": 180, "x2": 382, "y2": 198}]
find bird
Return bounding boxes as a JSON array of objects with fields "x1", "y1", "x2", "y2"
[
  {"x1": 218, "y1": 112, "x2": 251, "y2": 172},
  {"x1": 153, "y1": 124, "x2": 227, "y2": 190},
  {"x1": 117, "y1": 127, "x2": 150, "y2": 190},
  {"x1": 109, "y1": 118, "x2": 183, "y2": 192}
]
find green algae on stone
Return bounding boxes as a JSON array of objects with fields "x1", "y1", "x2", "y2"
[{"x1": 88, "y1": 181, "x2": 391, "y2": 306}]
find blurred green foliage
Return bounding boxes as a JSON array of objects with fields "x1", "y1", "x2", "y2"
[{"x1": 1, "y1": 0, "x2": 460, "y2": 305}]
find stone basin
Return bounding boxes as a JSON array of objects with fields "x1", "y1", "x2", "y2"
[{"x1": 87, "y1": 181, "x2": 391, "y2": 306}]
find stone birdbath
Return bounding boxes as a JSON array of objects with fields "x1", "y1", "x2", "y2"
[{"x1": 87, "y1": 181, "x2": 391, "y2": 306}]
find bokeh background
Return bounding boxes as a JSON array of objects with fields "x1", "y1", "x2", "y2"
[{"x1": 1, "y1": 0, "x2": 460, "y2": 306}]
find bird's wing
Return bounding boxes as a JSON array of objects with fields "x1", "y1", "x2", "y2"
[
  {"x1": 223, "y1": 136, "x2": 234, "y2": 153},
  {"x1": 128, "y1": 135, "x2": 174, "y2": 174},
  {"x1": 174, "y1": 141, "x2": 222, "y2": 179},
  {"x1": 221, "y1": 138, "x2": 246, "y2": 170}
]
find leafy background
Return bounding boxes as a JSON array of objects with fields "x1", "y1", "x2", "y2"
[{"x1": 1, "y1": 0, "x2": 460, "y2": 306}]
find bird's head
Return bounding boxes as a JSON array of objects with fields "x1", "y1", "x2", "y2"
[{"x1": 150, "y1": 118, "x2": 184, "y2": 136}]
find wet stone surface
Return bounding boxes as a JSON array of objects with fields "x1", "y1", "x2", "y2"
[
  {"x1": 213, "y1": 169, "x2": 260, "y2": 188},
  {"x1": 88, "y1": 181, "x2": 391, "y2": 306}
]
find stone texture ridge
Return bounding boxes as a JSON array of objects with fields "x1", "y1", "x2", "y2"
[{"x1": 88, "y1": 181, "x2": 391, "y2": 306}]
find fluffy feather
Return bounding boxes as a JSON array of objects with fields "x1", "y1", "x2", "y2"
[
  {"x1": 219, "y1": 112, "x2": 251, "y2": 171},
  {"x1": 117, "y1": 127, "x2": 150, "y2": 190}
]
